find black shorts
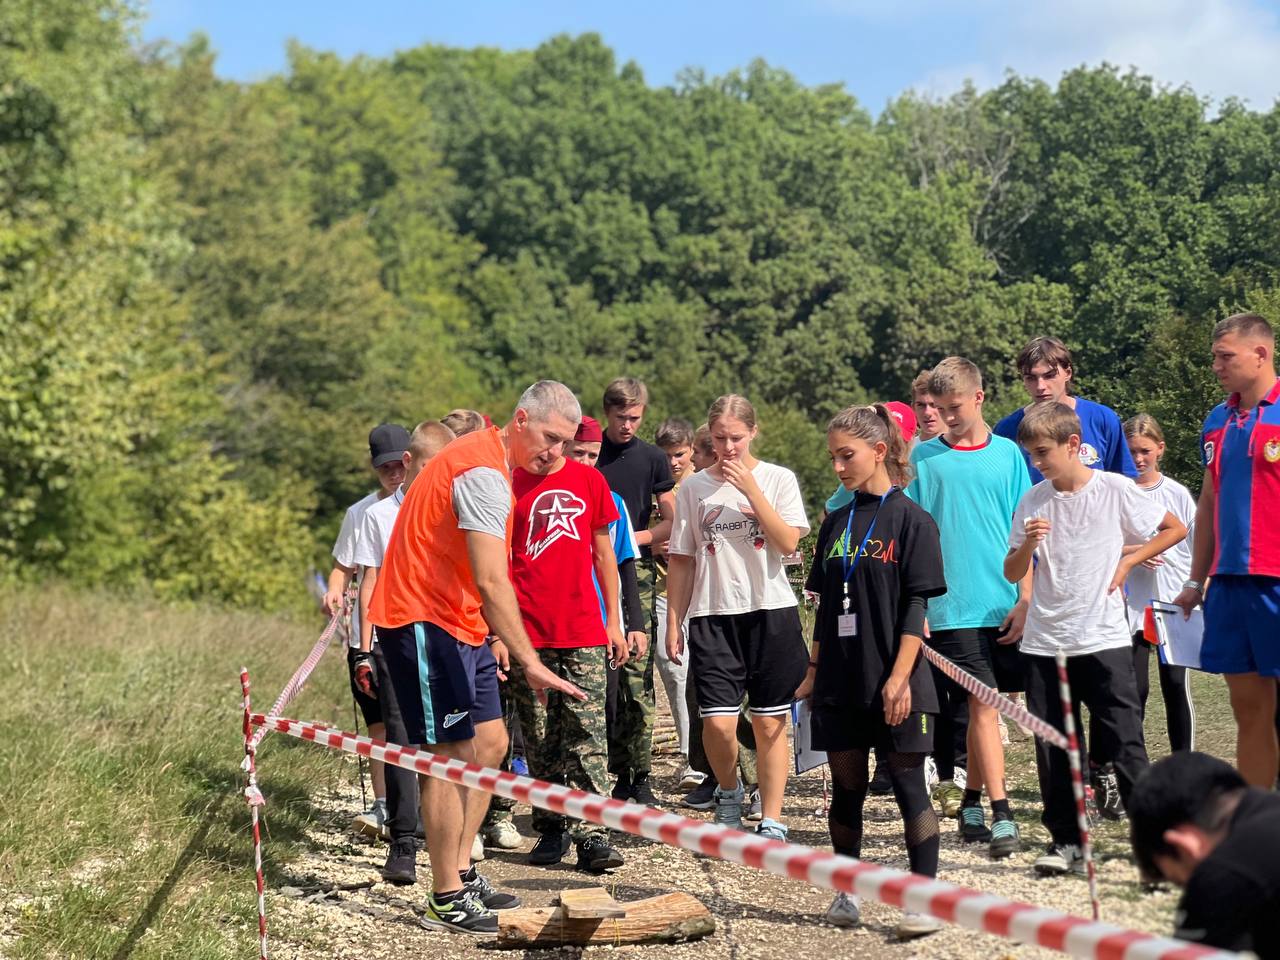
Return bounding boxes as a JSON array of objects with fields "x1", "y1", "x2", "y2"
[
  {"x1": 811, "y1": 707, "x2": 934, "y2": 754},
  {"x1": 347, "y1": 647, "x2": 382, "y2": 727},
  {"x1": 688, "y1": 607, "x2": 808, "y2": 719},
  {"x1": 376, "y1": 622, "x2": 502, "y2": 744},
  {"x1": 929, "y1": 627, "x2": 1026, "y2": 694}
]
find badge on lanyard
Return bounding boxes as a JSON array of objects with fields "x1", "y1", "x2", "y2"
[{"x1": 839, "y1": 489, "x2": 890, "y2": 639}]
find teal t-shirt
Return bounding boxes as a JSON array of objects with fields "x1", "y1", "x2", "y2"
[{"x1": 905, "y1": 433, "x2": 1031, "y2": 630}]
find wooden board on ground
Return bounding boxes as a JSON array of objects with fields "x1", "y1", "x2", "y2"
[{"x1": 497, "y1": 890, "x2": 714, "y2": 947}]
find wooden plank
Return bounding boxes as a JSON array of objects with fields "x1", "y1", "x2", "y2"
[
  {"x1": 498, "y1": 892, "x2": 713, "y2": 947},
  {"x1": 555, "y1": 887, "x2": 626, "y2": 919}
]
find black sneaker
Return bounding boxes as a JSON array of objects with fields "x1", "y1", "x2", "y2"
[
  {"x1": 630, "y1": 773, "x2": 658, "y2": 806},
  {"x1": 420, "y1": 888, "x2": 497, "y2": 937},
  {"x1": 381, "y1": 837, "x2": 418, "y2": 885},
  {"x1": 610, "y1": 772, "x2": 632, "y2": 800},
  {"x1": 461, "y1": 866, "x2": 521, "y2": 910},
  {"x1": 528, "y1": 830, "x2": 572, "y2": 866},
  {"x1": 959, "y1": 806, "x2": 992, "y2": 843},
  {"x1": 869, "y1": 757, "x2": 893, "y2": 795},
  {"x1": 682, "y1": 779, "x2": 717, "y2": 810},
  {"x1": 575, "y1": 834, "x2": 625, "y2": 873},
  {"x1": 1093, "y1": 764, "x2": 1126, "y2": 821}
]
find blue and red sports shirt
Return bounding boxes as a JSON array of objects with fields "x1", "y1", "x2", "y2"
[{"x1": 1202, "y1": 378, "x2": 1280, "y2": 577}]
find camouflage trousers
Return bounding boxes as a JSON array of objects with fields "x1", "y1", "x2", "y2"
[
  {"x1": 482, "y1": 682, "x2": 517, "y2": 826},
  {"x1": 607, "y1": 559, "x2": 656, "y2": 777},
  {"x1": 510, "y1": 646, "x2": 611, "y2": 840}
]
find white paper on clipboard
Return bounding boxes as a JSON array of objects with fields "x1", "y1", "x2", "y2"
[
  {"x1": 792, "y1": 699, "x2": 828, "y2": 774},
  {"x1": 1150, "y1": 601, "x2": 1204, "y2": 669}
]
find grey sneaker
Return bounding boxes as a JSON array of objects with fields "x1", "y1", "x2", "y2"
[
  {"x1": 713, "y1": 784, "x2": 745, "y2": 830},
  {"x1": 825, "y1": 892, "x2": 861, "y2": 927},
  {"x1": 755, "y1": 818, "x2": 788, "y2": 841},
  {"x1": 353, "y1": 798, "x2": 389, "y2": 841},
  {"x1": 896, "y1": 912, "x2": 943, "y2": 939},
  {"x1": 1034, "y1": 843, "x2": 1085, "y2": 876},
  {"x1": 420, "y1": 888, "x2": 497, "y2": 937},
  {"x1": 744, "y1": 787, "x2": 763, "y2": 822}
]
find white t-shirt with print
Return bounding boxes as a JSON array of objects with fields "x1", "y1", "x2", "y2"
[
  {"x1": 669, "y1": 460, "x2": 809, "y2": 619},
  {"x1": 1125, "y1": 475, "x2": 1196, "y2": 625},
  {"x1": 332, "y1": 490, "x2": 380, "y2": 648},
  {"x1": 1010, "y1": 471, "x2": 1169, "y2": 657}
]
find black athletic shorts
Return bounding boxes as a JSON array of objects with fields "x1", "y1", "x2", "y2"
[
  {"x1": 347, "y1": 646, "x2": 383, "y2": 727},
  {"x1": 687, "y1": 607, "x2": 808, "y2": 719},
  {"x1": 811, "y1": 707, "x2": 934, "y2": 754},
  {"x1": 928, "y1": 627, "x2": 1026, "y2": 694}
]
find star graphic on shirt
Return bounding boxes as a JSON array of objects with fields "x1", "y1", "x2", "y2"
[
  {"x1": 539, "y1": 494, "x2": 581, "y2": 537},
  {"x1": 525, "y1": 489, "x2": 587, "y2": 560}
]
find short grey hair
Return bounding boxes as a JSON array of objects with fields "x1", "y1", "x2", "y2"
[{"x1": 514, "y1": 380, "x2": 582, "y2": 425}]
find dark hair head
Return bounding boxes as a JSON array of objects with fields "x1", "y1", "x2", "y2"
[
  {"x1": 1128, "y1": 752, "x2": 1246, "y2": 881},
  {"x1": 1017, "y1": 336, "x2": 1075, "y2": 383},
  {"x1": 655, "y1": 417, "x2": 695, "y2": 450},
  {"x1": 827, "y1": 403, "x2": 914, "y2": 488},
  {"x1": 1213, "y1": 312, "x2": 1274, "y2": 345},
  {"x1": 1017, "y1": 402, "x2": 1081, "y2": 447}
]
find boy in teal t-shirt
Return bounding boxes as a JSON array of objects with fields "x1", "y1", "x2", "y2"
[{"x1": 905, "y1": 357, "x2": 1032, "y2": 861}]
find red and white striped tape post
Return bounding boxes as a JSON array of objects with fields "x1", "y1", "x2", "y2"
[
  {"x1": 239, "y1": 669, "x2": 269, "y2": 960},
  {"x1": 243, "y1": 610, "x2": 342, "y2": 761},
  {"x1": 1056, "y1": 652, "x2": 1101, "y2": 922},
  {"x1": 249, "y1": 712, "x2": 1234, "y2": 960},
  {"x1": 920, "y1": 644, "x2": 1070, "y2": 751}
]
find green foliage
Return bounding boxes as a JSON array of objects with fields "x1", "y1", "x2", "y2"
[{"x1": 6, "y1": 9, "x2": 1280, "y2": 603}]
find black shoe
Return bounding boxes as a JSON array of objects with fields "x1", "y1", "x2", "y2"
[
  {"x1": 682, "y1": 779, "x2": 717, "y2": 809},
  {"x1": 630, "y1": 773, "x2": 658, "y2": 806},
  {"x1": 869, "y1": 759, "x2": 893, "y2": 796},
  {"x1": 1093, "y1": 764, "x2": 1126, "y2": 821},
  {"x1": 959, "y1": 806, "x2": 992, "y2": 843},
  {"x1": 610, "y1": 772, "x2": 632, "y2": 801},
  {"x1": 381, "y1": 837, "x2": 418, "y2": 885},
  {"x1": 576, "y1": 834, "x2": 625, "y2": 873},
  {"x1": 420, "y1": 889, "x2": 497, "y2": 937},
  {"x1": 461, "y1": 866, "x2": 521, "y2": 910},
  {"x1": 528, "y1": 830, "x2": 572, "y2": 866}
]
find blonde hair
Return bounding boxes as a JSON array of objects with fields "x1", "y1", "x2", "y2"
[
  {"x1": 827, "y1": 404, "x2": 913, "y2": 488},
  {"x1": 410, "y1": 421, "x2": 455, "y2": 459},
  {"x1": 1124, "y1": 413, "x2": 1165, "y2": 446},
  {"x1": 1017, "y1": 402, "x2": 1081, "y2": 446},
  {"x1": 441, "y1": 409, "x2": 485, "y2": 436},
  {"x1": 603, "y1": 377, "x2": 649, "y2": 411},
  {"x1": 707, "y1": 394, "x2": 757, "y2": 431},
  {"x1": 927, "y1": 356, "x2": 983, "y2": 397}
]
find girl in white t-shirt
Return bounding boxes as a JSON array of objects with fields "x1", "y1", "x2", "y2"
[
  {"x1": 666, "y1": 395, "x2": 810, "y2": 840},
  {"x1": 1123, "y1": 414, "x2": 1197, "y2": 751}
]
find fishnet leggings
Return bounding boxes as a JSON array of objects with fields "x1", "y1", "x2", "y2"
[{"x1": 827, "y1": 748, "x2": 939, "y2": 877}]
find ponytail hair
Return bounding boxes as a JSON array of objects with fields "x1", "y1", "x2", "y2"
[
  {"x1": 827, "y1": 404, "x2": 913, "y2": 488},
  {"x1": 707, "y1": 394, "x2": 758, "y2": 431},
  {"x1": 1124, "y1": 413, "x2": 1165, "y2": 446}
]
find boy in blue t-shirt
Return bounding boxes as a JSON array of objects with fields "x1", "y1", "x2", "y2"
[{"x1": 907, "y1": 357, "x2": 1032, "y2": 860}]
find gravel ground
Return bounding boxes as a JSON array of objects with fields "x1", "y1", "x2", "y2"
[{"x1": 261, "y1": 720, "x2": 1184, "y2": 960}]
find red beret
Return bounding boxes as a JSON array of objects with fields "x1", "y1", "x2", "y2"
[{"x1": 576, "y1": 415, "x2": 603, "y2": 443}]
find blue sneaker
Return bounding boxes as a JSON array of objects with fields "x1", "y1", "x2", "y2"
[
  {"x1": 959, "y1": 806, "x2": 992, "y2": 843},
  {"x1": 989, "y1": 818, "x2": 1021, "y2": 859},
  {"x1": 713, "y1": 784, "x2": 744, "y2": 830},
  {"x1": 511, "y1": 755, "x2": 529, "y2": 777},
  {"x1": 755, "y1": 818, "x2": 788, "y2": 841}
]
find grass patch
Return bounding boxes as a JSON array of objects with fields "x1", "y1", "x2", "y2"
[{"x1": 0, "y1": 584, "x2": 359, "y2": 959}]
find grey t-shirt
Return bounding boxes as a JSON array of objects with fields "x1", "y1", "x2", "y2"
[{"x1": 452, "y1": 466, "x2": 511, "y2": 538}]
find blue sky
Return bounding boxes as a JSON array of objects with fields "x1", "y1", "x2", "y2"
[{"x1": 141, "y1": 0, "x2": 1280, "y2": 112}]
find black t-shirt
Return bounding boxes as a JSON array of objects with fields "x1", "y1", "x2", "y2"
[
  {"x1": 1175, "y1": 788, "x2": 1280, "y2": 957},
  {"x1": 805, "y1": 488, "x2": 946, "y2": 713},
  {"x1": 597, "y1": 434, "x2": 675, "y2": 533}
]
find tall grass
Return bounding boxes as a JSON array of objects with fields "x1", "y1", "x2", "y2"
[{"x1": 0, "y1": 585, "x2": 357, "y2": 959}]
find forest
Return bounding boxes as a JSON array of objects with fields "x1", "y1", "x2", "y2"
[{"x1": 4, "y1": 0, "x2": 1278, "y2": 610}]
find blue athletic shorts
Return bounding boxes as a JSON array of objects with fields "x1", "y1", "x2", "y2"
[
  {"x1": 376, "y1": 621, "x2": 502, "y2": 744},
  {"x1": 1201, "y1": 574, "x2": 1280, "y2": 677}
]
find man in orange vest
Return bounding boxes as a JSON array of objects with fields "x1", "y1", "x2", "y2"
[{"x1": 370, "y1": 380, "x2": 588, "y2": 936}]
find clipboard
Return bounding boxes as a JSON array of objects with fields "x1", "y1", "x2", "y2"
[
  {"x1": 792, "y1": 699, "x2": 828, "y2": 774},
  {"x1": 1149, "y1": 601, "x2": 1204, "y2": 669}
]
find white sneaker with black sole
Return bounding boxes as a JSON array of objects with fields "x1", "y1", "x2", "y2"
[{"x1": 1034, "y1": 843, "x2": 1085, "y2": 876}]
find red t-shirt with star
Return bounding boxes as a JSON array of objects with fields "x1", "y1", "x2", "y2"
[{"x1": 511, "y1": 459, "x2": 619, "y2": 649}]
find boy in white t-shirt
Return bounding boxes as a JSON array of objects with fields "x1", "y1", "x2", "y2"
[{"x1": 1004, "y1": 403, "x2": 1186, "y2": 876}]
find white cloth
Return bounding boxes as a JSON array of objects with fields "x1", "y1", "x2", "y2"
[
  {"x1": 1010, "y1": 471, "x2": 1169, "y2": 656},
  {"x1": 1125, "y1": 476, "x2": 1196, "y2": 624},
  {"x1": 354, "y1": 486, "x2": 404, "y2": 570},
  {"x1": 669, "y1": 460, "x2": 809, "y2": 618},
  {"x1": 332, "y1": 490, "x2": 380, "y2": 648}
]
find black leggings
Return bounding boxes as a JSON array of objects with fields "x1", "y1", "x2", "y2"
[{"x1": 828, "y1": 748, "x2": 939, "y2": 877}]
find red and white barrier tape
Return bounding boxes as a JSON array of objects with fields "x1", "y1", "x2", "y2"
[
  {"x1": 249, "y1": 712, "x2": 1233, "y2": 960},
  {"x1": 239, "y1": 669, "x2": 269, "y2": 960},
  {"x1": 921, "y1": 643, "x2": 1070, "y2": 750},
  {"x1": 1057, "y1": 653, "x2": 1102, "y2": 922},
  {"x1": 243, "y1": 611, "x2": 342, "y2": 761}
]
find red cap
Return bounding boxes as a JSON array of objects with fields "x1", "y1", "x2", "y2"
[
  {"x1": 481, "y1": 413, "x2": 493, "y2": 428},
  {"x1": 575, "y1": 415, "x2": 603, "y2": 443},
  {"x1": 884, "y1": 401, "x2": 917, "y2": 443}
]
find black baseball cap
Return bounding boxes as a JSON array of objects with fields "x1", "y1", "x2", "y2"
[{"x1": 368, "y1": 423, "x2": 411, "y2": 467}]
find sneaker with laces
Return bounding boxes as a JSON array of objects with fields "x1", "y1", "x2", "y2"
[
  {"x1": 381, "y1": 836, "x2": 418, "y2": 885},
  {"x1": 932, "y1": 781, "x2": 964, "y2": 819},
  {"x1": 953, "y1": 766, "x2": 967, "y2": 791},
  {"x1": 353, "y1": 798, "x2": 389, "y2": 841},
  {"x1": 825, "y1": 892, "x2": 861, "y2": 927},
  {"x1": 713, "y1": 784, "x2": 745, "y2": 830},
  {"x1": 630, "y1": 773, "x2": 659, "y2": 806},
  {"x1": 755, "y1": 818, "x2": 788, "y2": 841},
  {"x1": 420, "y1": 888, "x2": 497, "y2": 936},
  {"x1": 682, "y1": 779, "x2": 717, "y2": 810},
  {"x1": 988, "y1": 817, "x2": 1021, "y2": 859},
  {"x1": 575, "y1": 834, "x2": 625, "y2": 873},
  {"x1": 959, "y1": 806, "x2": 992, "y2": 843},
  {"x1": 1094, "y1": 764, "x2": 1126, "y2": 820},
  {"x1": 1034, "y1": 843, "x2": 1085, "y2": 876},
  {"x1": 896, "y1": 912, "x2": 943, "y2": 939},
  {"x1": 460, "y1": 866, "x2": 521, "y2": 910},
  {"x1": 482, "y1": 819, "x2": 522, "y2": 850},
  {"x1": 744, "y1": 788, "x2": 762, "y2": 822},
  {"x1": 528, "y1": 830, "x2": 572, "y2": 866},
  {"x1": 679, "y1": 766, "x2": 707, "y2": 791}
]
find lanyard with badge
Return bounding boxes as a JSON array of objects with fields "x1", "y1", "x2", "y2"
[{"x1": 839, "y1": 489, "x2": 891, "y2": 637}]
